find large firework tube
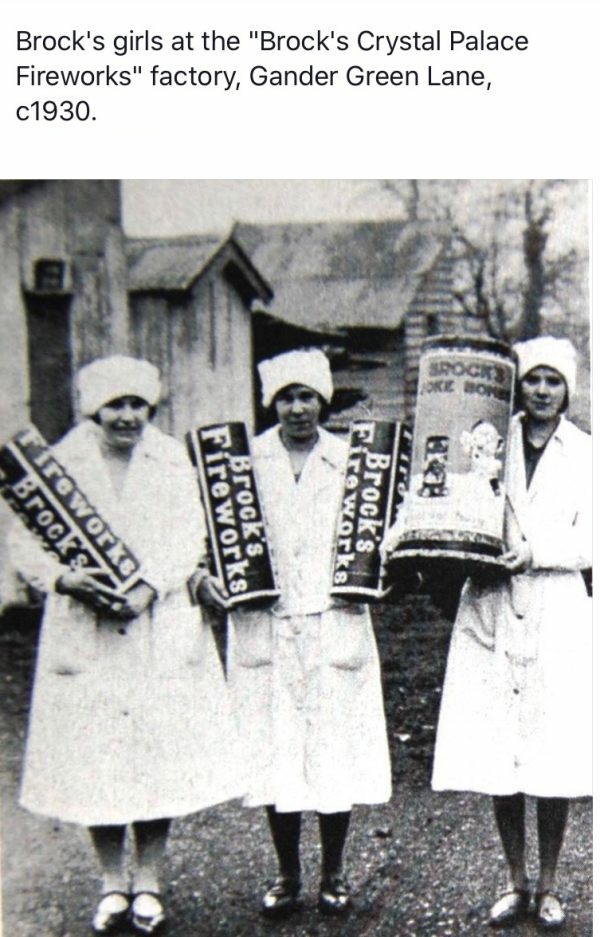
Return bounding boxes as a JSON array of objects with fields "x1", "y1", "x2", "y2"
[
  {"x1": 0, "y1": 425, "x2": 141, "y2": 592},
  {"x1": 393, "y1": 335, "x2": 517, "y2": 566},
  {"x1": 331, "y1": 420, "x2": 412, "y2": 601},
  {"x1": 185, "y1": 422, "x2": 279, "y2": 608}
]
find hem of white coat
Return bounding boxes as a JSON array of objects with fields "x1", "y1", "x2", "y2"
[
  {"x1": 240, "y1": 791, "x2": 392, "y2": 812},
  {"x1": 19, "y1": 791, "x2": 244, "y2": 827},
  {"x1": 431, "y1": 781, "x2": 592, "y2": 799}
]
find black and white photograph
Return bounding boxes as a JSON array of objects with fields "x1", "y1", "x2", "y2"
[{"x1": 0, "y1": 178, "x2": 592, "y2": 936}]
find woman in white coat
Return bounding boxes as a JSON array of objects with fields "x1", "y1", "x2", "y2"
[
  {"x1": 199, "y1": 349, "x2": 391, "y2": 918},
  {"x1": 11, "y1": 356, "x2": 240, "y2": 935},
  {"x1": 431, "y1": 337, "x2": 591, "y2": 929}
]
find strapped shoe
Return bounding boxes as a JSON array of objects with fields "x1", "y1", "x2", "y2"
[
  {"x1": 535, "y1": 892, "x2": 566, "y2": 930},
  {"x1": 92, "y1": 891, "x2": 130, "y2": 934},
  {"x1": 488, "y1": 886, "x2": 530, "y2": 927},
  {"x1": 130, "y1": 892, "x2": 165, "y2": 934},
  {"x1": 261, "y1": 875, "x2": 301, "y2": 918},
  {"x1": 318, "y1": 874, "x2": 352, "y2": 915}
]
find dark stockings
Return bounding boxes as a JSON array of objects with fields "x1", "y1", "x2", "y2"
[
  {"x1": 319, "y1": 811, "x2": 351, "y2": 879},
  {"x1": 131, "y1": 818, "x2": 171, "y2": 893},
  {"x1": 265, "y1": 807, "x2": 351, "y2": 881},
  {"x1": 266, "y1": 807, "x2": 302, "y2": 878},
  {"x1": 89, "y1": 824, "x2": 128, "y2": 893},
  {"x1": 493, "y1": 793, "x2": 526, "y2": 889},
  {"x1": 537, "y1": 797, "x2": 569, "y2": 893},
  {"x1": 493, "y1": 794, "x2": 569, "y2": 892}
]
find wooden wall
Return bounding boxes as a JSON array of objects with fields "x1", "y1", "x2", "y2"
[
  {"x1": 0, "y1": 196, "x2": 29, "y2": 440},
  {"x1": 402, "y1": 250, "x2": 479, "y2": 414},
  {"x1": 129, "y1": 264, "x2": 256, "y2": 442},
  {"x1": 330, "y1": 330, "x2": 408, "y2": 428},
  {"x1": 325, "y1": 250, "x2": 467, "y2": 429},
  {"x1": 2, "y1": 180, "x2": 128, "y2": 431},
  {"x1": 0, "y1": 181, "x2": 126, "y2": 600}
]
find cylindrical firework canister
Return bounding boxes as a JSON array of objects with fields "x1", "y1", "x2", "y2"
[
  {"x1": 186, "y1": 422, "x2": 280, "y2": 608},
  {"x1": 0, "y1": 425, "x2": 141, "y2": 592},
  {"x1": 331, "y1": 420, "x2": 412, "y2": 601},
  {"x1": 394, "y1": 335, "x2": 517, "y2": 566}
]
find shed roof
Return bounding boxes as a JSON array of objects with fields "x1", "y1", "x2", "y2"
[
  {"x1": 127, "y1": 235, "x2": 227, "y2": 291},
  {"x1": 235, "y1": 220, "x2": 450, "y2": 332},
  {"x1": 126, "y1": 234, "x2": 272, "y2": 302}
]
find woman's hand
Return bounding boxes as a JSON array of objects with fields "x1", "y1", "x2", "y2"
[
  {"x1": 500, "y1": 540, "x2": 533, "y2": 575},
  {"x1": 379, "y1": 507, "x2": 406, "y2": 564},
  {"x1": 55, "y1": 569, "x2": 123, "y2": 611},
  {"x1": 195, "y1": 574, "x2": 229, "y2": 612},
  {"x1": 56, "y1": 571, "x2": 157, "y2": 619}
]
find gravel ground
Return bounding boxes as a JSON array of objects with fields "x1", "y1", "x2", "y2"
[{"x1": 0, "y1": 599, "x2": 592, "y2": 937}]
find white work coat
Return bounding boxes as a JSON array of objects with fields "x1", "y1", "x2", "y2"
[
  {"x1": 227, "y1": 426, "x2": 391, "y2": 813},
  {"x1": 12, "y1": 420, "x2": 241, "y2": 825},
  {"x1": 432, "y1": 414, "x2": 592, "y2": 797}
]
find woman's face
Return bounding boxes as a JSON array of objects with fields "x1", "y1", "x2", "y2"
[
  {"x1": 97, "y1": 395, "x2": 150, "y2": 450},
  {"x1": 274, "y1": 384, "x2": 322, "y2": 442},
  {"x1": 520, "y1": 366, "x2": 567, "y2": 423}
]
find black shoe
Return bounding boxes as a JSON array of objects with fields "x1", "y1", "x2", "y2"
[
  {"x1": 261, "y1": 875, "x2": 301, "y2": 918},
  {"x1": 318, "y1": 874, "x2": 352, "y2": 915}
]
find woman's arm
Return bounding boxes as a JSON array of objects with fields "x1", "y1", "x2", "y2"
[
  {"x1": 8, "y1": 523, "x2": 123, "y2": 611},
  {"x1": 8, "y1": 522, "x2": 63, "y2": 595}
]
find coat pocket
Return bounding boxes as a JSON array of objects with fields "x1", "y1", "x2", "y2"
[
  {"x1": 40, "y1": 596, "x2": 99, "y2": 676},
  {"x1": 230, "y1": 610, "x2": 273, "y2": 668},
  {"x1": 152, "y1": 603, "x2": 206, "y2": 671},
  {"x1": 456, "y1": 579, "x2": 498, "y2": 650},
  {"x1": 321, "y1": 605, "x2": 373, "y2": 671}
]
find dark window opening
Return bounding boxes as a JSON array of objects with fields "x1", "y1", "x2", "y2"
[
  {"x1": 34, "y1": 259, "x2": 66, "y2": 292},
  {"x1": 25, "y1": 294, "x2": 73, "y2": 443},
  {"x1": 426, "y1": 313, "x2": 439, "y2": 336}
]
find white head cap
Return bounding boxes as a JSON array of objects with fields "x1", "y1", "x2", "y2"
[
  {"x1": 77, "y1": 355, "x2": 161, "y2": 416},
  {"x1": 258, "y1": 349, "x2": 334, "y2": 408},
  {"x1": 513, "y1": 336, "x2": 577, "y2": 401}
]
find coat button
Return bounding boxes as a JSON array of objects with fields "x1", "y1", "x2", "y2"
[
  {"x1": 118, "y1": 628, "x2": 126, "y2": 636},
  {"x1": 513, "y1": 688, "x2": 520, "y2": 695}
]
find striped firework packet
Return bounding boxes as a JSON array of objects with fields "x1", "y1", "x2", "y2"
[
  {"x1": 186, "y1": 422, "x2": 279, "y2": 608},
  {"x1": 0, "y1": 425, "x2": 141, "y2": 592},
  {"x1": 331, "y1": 420, "x2": 412, "y2": 601}
]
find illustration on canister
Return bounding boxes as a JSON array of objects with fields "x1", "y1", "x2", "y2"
[
  {"x1": 417, "y1": 435, "x2": 450, "y2": 498},
  {"x1": 460, "y1": 420, "x2": 504, "y2": 497}
]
